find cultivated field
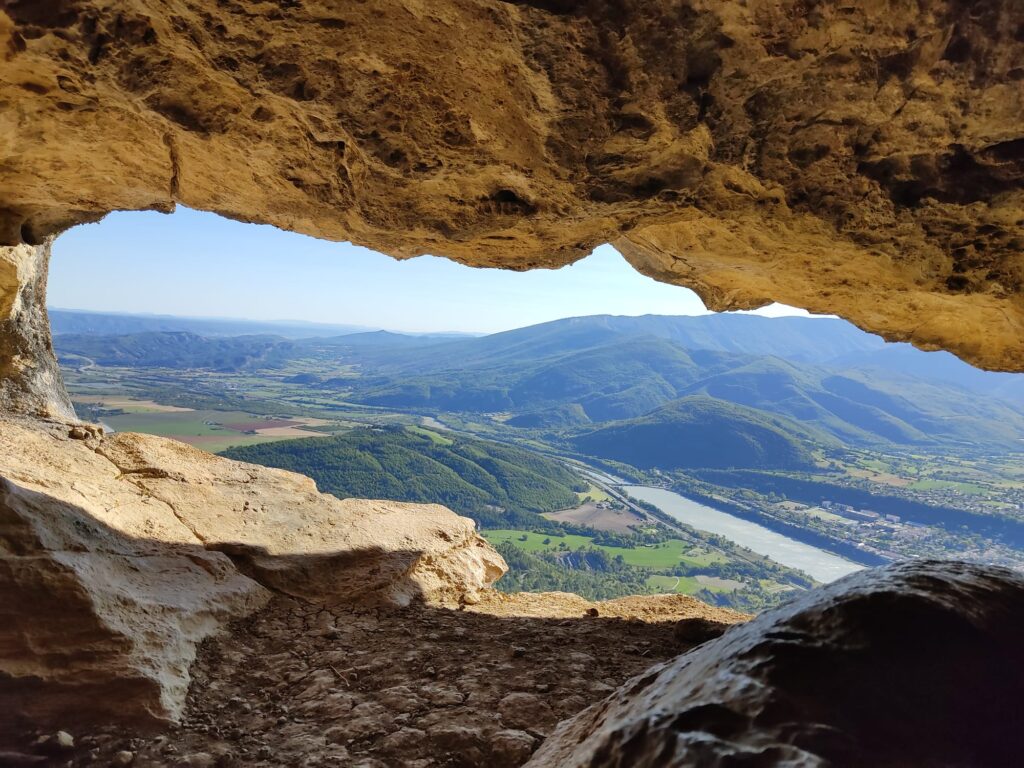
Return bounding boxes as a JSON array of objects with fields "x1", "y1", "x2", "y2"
[
  {"x1": 86, "y1": 404, "x2": 332, "y2": 453},
  {"x1": 543, "y1": 501, "x2": 648, "y2": 533},
  {"x1": 483, "y1": 529, "x2": 725, "y2": 570}
]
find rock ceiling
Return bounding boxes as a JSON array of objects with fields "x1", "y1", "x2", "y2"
[{"x1": 0, "y1": 0, "x2": 1021, "y2": 372}]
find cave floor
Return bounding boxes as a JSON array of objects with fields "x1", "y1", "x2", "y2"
[{"x1": 25, "y1": 593, "x2": 737, "y2": 767}]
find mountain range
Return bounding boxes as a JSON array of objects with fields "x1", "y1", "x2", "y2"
[
  {"x1": 328, "y1": 315, "x2": 1024, "y2": 450},
  {"x1": 56, "y1": 313, "x2": 1024, "y2": 464}
]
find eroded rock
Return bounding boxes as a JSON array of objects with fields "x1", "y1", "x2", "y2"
[
  {"x1": 0, "y1": 415, "x2": 505, "y2": 739},
  {"x1": 527, "y1": 560, "x2": 1024, "y2": 767},
  {"x1": 0, "y1": 241, "x2": 73, "y2": 419},
  {"x1": 0, "y1": 1, "x2": 1021, "y2": 372},
  {"x1": 40, "y1": 591, "x2": 743, "y2": 767}
]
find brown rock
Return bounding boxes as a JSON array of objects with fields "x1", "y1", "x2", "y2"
[
  {"x1": 0, "y1": 1, "x2": 1021, "y2": 388},
  {"x1": 671, "y1": 617, "x2": 729, "y2": 645},
  {"x1": 0, "y1": 242, "x2": 74, "y2": 419},
  {"x1": 489, "y1": 729, "x2": 537, "y2": 767},
  {"x1": 498, "y1": 692, "x2": 555, "y2": 732},
  {"x1": 527, "y1": 560, "x2": 1024, "y2": 767},
  {"x1": 380, "y1": 727, "x2": 427, "y2": 757},
  {"x1": 429, "y1": 724, "x2": 485, "y2": 760},
  {"x1": 0, "y1": 415, "x2": 505, "y2": 739}
]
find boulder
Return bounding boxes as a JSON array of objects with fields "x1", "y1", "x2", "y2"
[
  {"x1": 527, "y1": 560, "x2": 1024, "y2": 767},
  {"x1": 0, "y1": 416, "x2": 505, "y2": 738}
]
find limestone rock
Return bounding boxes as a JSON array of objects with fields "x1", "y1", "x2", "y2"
[
  {"x1": 0, "y1": 241, "x2": 73, "y2": 419},
  {"x1": 91, "y1": 428, "x2": 507, "y2": 606},
  {"x1": 0, "y1": 419, "x2": 267, "y2": 738},
  {"x1": 526, "y1": 560, "x2": 1024, "y2": 767},
  {"x1": 0, "y1": 1, "x2": 1020, "y2": 371},
  {"x1": 0, "y1": 416, "x2": 506, "y2": 738}
]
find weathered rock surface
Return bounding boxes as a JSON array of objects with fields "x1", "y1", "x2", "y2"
[
  {"x1": 527, "y1": 560, "x2": 1024, "y2": 767},
  {"x1": 18, "y1": 591, "x2": 743, "y2": 767},
  {"x1": 0, "y1": 416, "x2": 505, "y2": 739},
  {"x1": 0, "y1": 241, "x2": 73, "y2": 419},
  {"x1": 1, "y1": 1, "x2": 1022, "y2": 371}
]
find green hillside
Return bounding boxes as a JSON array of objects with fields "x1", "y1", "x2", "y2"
[
  {"x1": 572, "y1": 396, "x2": 820, "y2": 471},
  {"x1": 350, "y1": 333, "x2": 1024, "y2": 448},
  {"x1": 60, "y1": 314, "x2": 1024, "y2": 449},
  {"x1": 221, "y1": 426, "x2": 587, "y2": 527}
]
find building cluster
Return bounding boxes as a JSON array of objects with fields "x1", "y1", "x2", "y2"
[{"x1": 821, "y1": 501, "x2": 902, "y2": 525}]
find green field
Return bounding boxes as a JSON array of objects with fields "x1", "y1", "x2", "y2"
[
  {"x1": 576, "y1": 483, "x2": 611, "y2": 503},
  {"x1": 645, "y1": 574, "x2": 701, "y2": 594},
  {"x1": 907, "y1": 478, "x2": 988, "y2": 494},
  {"x1": 483, "y1": 529, "x2": 724, "y2": 569},
  {"x1": 406, "y1": 425, "x2": 454, "y2": 445}
]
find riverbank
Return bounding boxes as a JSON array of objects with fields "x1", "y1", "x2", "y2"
[{"x1": 621, "y1": 486, "x2": 865, "y2": 583}]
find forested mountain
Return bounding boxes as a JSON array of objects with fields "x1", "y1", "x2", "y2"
[
  {"x1": 572, "y1": 396, "x2": 820, "y2": 471},
  {"x1": 338, "y1": 314, "x2": 886, "y2": 373},
  {"x1": 59, "y1": 313, "x2": 1024, "y2": 450},
  {"x1": 342, "y1": 324, "x2": 1024, "y2": 449},
  {"x1": 222, "y1": 427, "x2": 587, "y2": 527}
]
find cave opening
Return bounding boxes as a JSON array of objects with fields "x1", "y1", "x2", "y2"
[
  {"x1": 4, "y1": 205, "x2": 1023, "y2": 765},
  {"x1": 43, "y1": 206, "x2": 1024, "y2": 591},
  {"x1": 3, "y1": 0, "x2": 1024, "y2": 762}
]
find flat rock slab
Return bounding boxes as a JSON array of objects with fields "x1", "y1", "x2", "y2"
[{"x1": 0, "y1": 417, "x2": 505, "y2": 738}]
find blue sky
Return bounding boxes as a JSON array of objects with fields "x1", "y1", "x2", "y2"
[{"x1": 50, "y1": 207, "x2": 810, "y2": 334}]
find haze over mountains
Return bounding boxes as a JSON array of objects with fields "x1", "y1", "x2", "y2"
[
  {"x1": 49, "y1": 308, "x2": 478, "y2": 340},
  {"x1": 54, "y1": 310, "x2": 1024, "y2": 466}
]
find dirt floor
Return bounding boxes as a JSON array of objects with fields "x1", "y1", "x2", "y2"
[{"x1": 12, "y1": 594, "x2": 743, "y2": 767}]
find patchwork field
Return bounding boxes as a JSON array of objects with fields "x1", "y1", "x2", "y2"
[
  {"x1": 72, "y1": 395, "x2": 195, "y2": 413},
  {"x1": 483, "y1": 529, "x2": 725, "y2": 570},
  {"x1": 81, "y1": 401, "x2": 334, "y2": 453}
]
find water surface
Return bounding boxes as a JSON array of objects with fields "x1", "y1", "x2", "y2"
[{"x1": 622, "y1": 485, "x2": 863, "y2": 583}]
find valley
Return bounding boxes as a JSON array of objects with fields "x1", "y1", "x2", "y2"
[{"x1": 57, "y1": 311, "x2": 1024, "y2": 612}]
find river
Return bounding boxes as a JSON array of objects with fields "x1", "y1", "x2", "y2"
[{"x1": 621, "y1": 485, "x2": 863, "y2": 583}]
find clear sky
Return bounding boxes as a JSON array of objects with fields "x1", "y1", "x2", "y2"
[{"x1": 49, "y1": 207, "x2": 811, "y2": 334}]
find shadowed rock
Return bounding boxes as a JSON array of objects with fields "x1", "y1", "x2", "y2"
[
  {"x1": 528, "y1": 560, "x2": 1024, "y2": 767},
  {"x1": 0, "y1": 415, "x2": 505, "y2": 738}
]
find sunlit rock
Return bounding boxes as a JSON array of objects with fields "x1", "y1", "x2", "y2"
[{"x1": 0, "y1": 1, "x2": 1021, "y2": 370}]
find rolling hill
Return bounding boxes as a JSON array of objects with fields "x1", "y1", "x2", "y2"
[
  {"x1": 342, "y1": 324, "x2": 1024, "y2": 448},
  {"x1": 58, "y1": 313, "x2": 1024, "y2": 450},
  {"x1": 221, "y1": 426, "x2": 587, "y2": 528},
  {"x1": 571, "y1": 396, "x2": 821, "y2": 471},
  {"x1": 55, "y1": 331, "x2": 295, "y2": 372}
]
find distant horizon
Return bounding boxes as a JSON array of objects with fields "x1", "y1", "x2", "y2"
[
  {"x1": 49, "y1": 207, "x2": 818, "y2": 335},
  {"x1": 47, "y1": 304, "x2": 837, "y2": 338}
]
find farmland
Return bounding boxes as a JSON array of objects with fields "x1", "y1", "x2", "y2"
[
  {"x1": 79, "y1": 399, "x2": 331, "y2": 453},
  {"x1": 483, "y1": 529, "x2": 715, "y2": 569}
]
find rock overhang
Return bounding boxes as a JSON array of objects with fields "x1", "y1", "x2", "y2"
[{"x1": 0, "y1": 0, "x2": 1020, "y2": 375}]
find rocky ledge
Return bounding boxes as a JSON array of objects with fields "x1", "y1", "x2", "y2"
[
  {"x1": 7, "y1": 593, "x2": 741, "y2": 767},
  {"x1": 0, "y1": 415, "x2": 506, "y2": 739}
]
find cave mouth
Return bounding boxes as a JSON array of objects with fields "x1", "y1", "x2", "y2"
[
  {"x1": 6, "y1": 212, "x2": 1024, "y2": 761},
  {"x1": 41, "y1": 205, "x2": 1024, "y2": 597},
  {"x1": 2, "y1": 0, "x2": 1024, "y2": 761}
]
